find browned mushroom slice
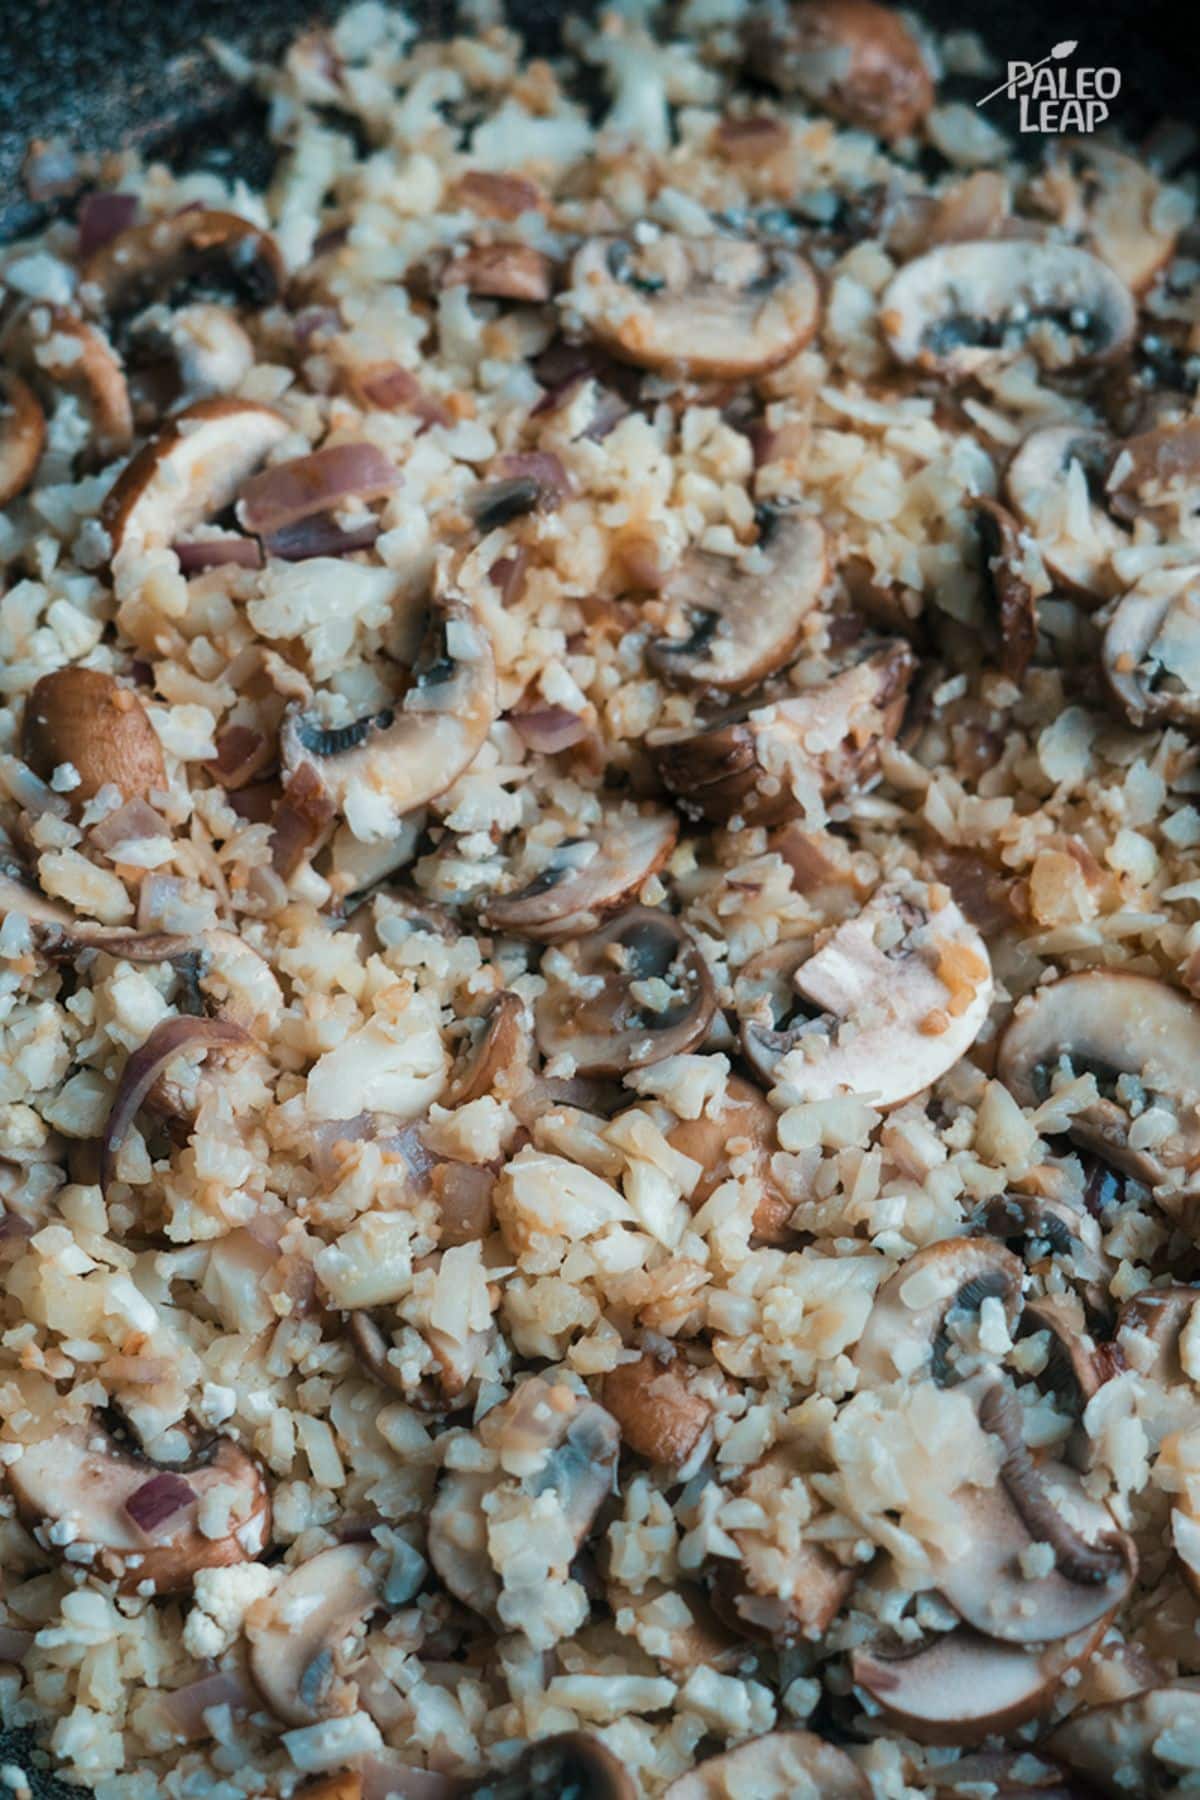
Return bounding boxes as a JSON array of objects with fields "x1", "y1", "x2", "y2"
[
  {"x1": 1020, "y1": 1295, "x2": 1107, "y2": 1419},
  {"x1": 713, "y1": 1452, "x2": 855, "y2": 1643},
  {"x1": 348, "y1": 1306, "x2": 487, "y2": 1414},
  {"x1": 83, "y1": 208, "x2": 285, "y2": 322},
  {"x1": 280, "y1": 594, "x2": 496, "y2": 834},
  {"x1": 996, "y1": 970, "x2": 1200, "y2": 1184},
  {"x1": 1048, "y1": 1685, "x2": 1200, "y2": 1798},
  {"x1": 1102, "y1": 572, "x2": 1200, "y2": 730},
  {"x1": 481, "y1": 808, "x2": 678, "y2": 942},
  {"x1": 570, "y1": 234, "x2": 820, "y2": 380},
  {"x1": 1004, "y1": 424, "x2": 1125, "y2": 603},
  {"x1": 447, "y1": 992, "x2": 529, "y2": 1105},
  {"x1": 973, "y1": 498, "x2": 1037, "y2": 683},
  {"x1": 1063, "y1": 140, "x2": 1185, "y2": 297},
  {"x1": 6, "y1": 1416, "x2": 269, "y2": 1595},
  {"x1": 648, "y1": 510, "x2": 826, "y2": 692},
  {"x1": 23, "y1": 667, "x2": 165, "y2": 815},
  {"x1": 853, "y1": 1236, "x2": 1024, "y2": 1387},
  {"x1": 653, "y1": 640, "x2": 915, "y2": 828},
  {"x1": 882, "y1": 242, "x2": 1136, "y2": 379},
  {"x1": 663, "y1": 1730, "x2": 869, "y2": 1799},
  {"x1": 0, "y1": 370, "x2": 45, "y2": 505},
  {"x1": 746, "y1": 0, "x2": 931, "y2": 141},
  {"x1": 1106, "y1": 419, "x2": 1200, "y2": 528},
  {"x1": 534, "y1": 907, "x2": 716, "y2": 1078},
  {"x1": 742, "y1": 881, "x2": 993, "y2": 1105},
  {"x1": 602, "y1": 1351, "x2": 712, "y2": 1468},
  {"x1": 246, "y1": 1542, "x2": 382, "y2": 1726},
  {"x1": 667, "y1": 1073, "x2": 796, "y2": 1244},
  {"x1": 442, "y1": 243, "x2": 556, "y2": 303},
  {"x1": 2, "y1": 305, "x2": 132, "y2": 460},
  {"x1": 100, "y1": 396, "x2": 290, "y2": 558},
  {"x1": 465, "y1": 1734, "x2": 635, "y2": 1800},
  {"x1": 977, "y1": 1191, "x2": 1111, "y2": 1295},
  {"x1": 852, "y1": 1622, "x2": 1107, "y2": 1747},
  {"x1": 1116, "y1": 1285, "x2": 1200, "y2": 1386}
]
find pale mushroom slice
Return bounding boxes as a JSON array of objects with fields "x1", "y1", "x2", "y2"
[
  {"x1": 667, "y1": 1073, "x2": 797, "y2": 1245},
  {"x1": 742, "y1": 881, "x2": 993, "y2": 1105},
  {"x1": 852, "y1": 1622, "x2": 1107, "y2": 1747},
  {"x1": 663, "y1": 1730, "x2": 869, "y2": 1800},
  {"x1": 447, "y1": 992, "x2": 529, "y2": 1105},
  {"x1": 1115, "y1": 1284, "x2": 1200, "y2": 1386},
  {"x1": 246, "y1": 1542, "x2": 383, "y2": 1726},
  {"x1": 852, "y1": 1237, "x2": 1024, "y2": 1387},
  {"x1": 653, "y1": 639, "x2": 916, "y2": 827},
  {"x1": 647, "y1": 511, "x2": 826, "y2": 693},
  {"x1": 1102, "y1": 569, "x2": 1200, "y2": 730},
  {"x1": 6, "y1": 1416, "x2": 269, "y2": 1595},
  {"x1": 481, "y1": 807, "x2": 678, "y2": 942},
  {"x1": 1048, "y1": 1684, "x2": 1200, "y2": 1799},
  {"x1": 570, "y1": 234, "x2": 820, "y2": 379},
  {"x1": 2, "y1": 304, "x2": 133, "y2": 461},
  {"x1": 1157, "y1": 1430, "x2": 1200, "y2": 1603},
  {"x1": 1058, "y1": 139, "x2": 1185, "y2": 296},
  {"x1": 882, "y1": 241, "x2": 1136, "y2": 379},
  {"x1": 745, "y1": 0, "x2": 932, "y2": 142},
  {"x1": 996, "y1": 970, "x2": 1200, "y2": 1184},
  {"x1": 100, "y1": 395, "x2": 290, "y2": 558},
  {"x1": 1004, "y1": 424, "x2": 1125, "y2": 603},
  {"x1": 281, "y1": 594, "x2": 496, "y2": 837},
  {"x1": 534, "y1": 907, "x2": 716, "y2": 1077},
  {"x1": 465, "y1": 1734, "x2": 635, "y2": 1800},
  {"x1": 0, "y1": 370, "x2": 45, "y2": 505},
  {"x1": 83, "y1": 208, "x2": 285, "y2": 323}
]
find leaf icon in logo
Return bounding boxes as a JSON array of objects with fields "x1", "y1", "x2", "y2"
[{"x1": 1051, "y1": 39, "x2": 1078, "y2": 56}]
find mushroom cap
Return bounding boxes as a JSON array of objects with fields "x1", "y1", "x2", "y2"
[
  {"x1": 667, "y1": 1073, "x2": 796, "y2": 1244},
  {"x1": 0, "y1": 369, "x2": 46, "y2": 506},
  {"x1": 246, "y1": 1542, "x2": 381, "y2": 1726},
  {"x1": 83, "y1": 208, "x2": 285, "y2": 322},
  {"x1": 746, "y1": 0, "x2": 932, "y2": 142},
  {"x1": 996, "y1": 970, "x2": 1200, "y2": 1184},
  {"x1": 654, "y1": 639, "x2": 915, "y2": 827},
  {"x1": 852, "y1": 1235, "x2": 1024, "y2": 1386},
  {"x1": 601, "y1": 1351, "x2": 712, "y2": 1468},
  {"x1": 534, "y1": 906, "x2": 717, "y2": 1077},
  {"x1": 23, "y1": 668, "x2": 165, "y2": 814},
  {"x1": 648, "y1": 511, "x2": 827, "y2": 693},
  {"x1": 100, "y1": 396, "x2": 290, "y2": 559},
  {"x1": 1, "y1": 304, "x2": 132, "y2": 461},
  {"x1": 6, "y1": 1418, "x2": 269, "y2": 1595},
  {"x1": 852, "y1": 1622, "x2": 1107, "y2": 1747},
  {"x1": 1048, "y1": 1684, "x2": 1200, "y2": 1798},
  {"x1": 281, "y1": 594, "x2": 497, "y2": 837},
  {"x1": 1005, "y1": 425, "x2": 1124, "y2": 604},
  {"x1": 662, "y1": 1730, "x2": 869, "y2": 1799},
  {"x1": 743, "y1": 881, "x2": 993, "y2": 1106},
  {"x1": 569, "y1": 234, "x2": 820, "y2": 379},
  {"x1": 481, "y1": 807, "x2": 678, "y2": 941},
  {"x1": 882, "y1": 242, "x2": 1136, "y2": 379},
  {"x1": 1102, "y1": 569, "x2": 1200, "y2": 731}
]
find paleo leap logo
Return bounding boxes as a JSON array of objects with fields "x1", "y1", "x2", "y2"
[{"x1": 977, "y1": 41, "x2": 1121, "y2": 133}]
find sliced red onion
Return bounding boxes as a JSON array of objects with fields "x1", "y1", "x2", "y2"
[
  {"x1": 228, "y1": 779, "x2": 280, "y2": 827},
  {"x1": 125, "y1": 1470, "x2": 195, "y2": 1534},
  {"x1": 582, "y1": 388, "x2": 631, "y2": 443},
  {"x1": 353, "y1": 363, "x2": 450, "y2": 428},
  {"x1": 270, "y1": 764, "x2": 334, "y2": 877},
  {"x1": 309, "y1": 1112, "x2": 381, "y2": 1183},
  {"x1": 207, "y1": 725, "x2": 273, "y2": 791},
  {"x1": 77, "y1": 190, "x2": 137, "y2": 258},
  {"x1": 101, "y1": 1016, "x2": 252, "y2": 1196},
  {"x1": 377, "y1": 1121, "x2": 438, "y2": 1189},
  {"x1": 0, "y1": 1624, "x2": 34, "y2": 1663},
  {"x1": 454, "y1": 170, "x2": 542, "y2": 219},
  {"x1": 238, "y1": 443, "x2": 399, "y2": 536},
  {"x1": 490, "y1": 547, "x2": 529, "y2": 605},
  {"x1": 160, "y1": 1670, "x2": 255, "y2": 1741},
  {"x1": 262, "y1": 513, "x2": 381, "y2": 562},
  {"x1": 89, "y1": 798, "x2": 170, "y2": 858},
  {"x1": 434, "y1": 1162, "x2": 494, "y2": 1246},
  {"x1": 510, "y1": 706, "x2": 587, "y2": 754},
  {"x1": 173, "y1": 537, "x2": 264, "y2": 574}
]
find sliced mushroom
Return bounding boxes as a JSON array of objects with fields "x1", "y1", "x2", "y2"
[
  {"x1": 882, "y1": 242, "x2": 1136, "y2": 379},
  {"x1": 607, "y1": 1577, "x2": 745, "y2": 1680},
  {"x1": 1115, "y1": 1284, "x2": 1200, "y2": 1386},
  {"x1": 973, "y1": 498, "x2": 1037, "y2": 683},
  {"x1": 534, "y1": 907, "x2": 716, "y2": 1077},
  {"x1": 602, "y1": 1351, "x2": 712, "y2": 1469},
  {"x1": 1156, "y1": 1430, "x2": 1200, "y2": 1603},
  {"x1": 667, "y1": 1073, "x2": 796, "y2": 1245},
  {"x1": 852, "y1": 1236, "x2": 1024, "y2": 1387},
  {"x1": 100, "y1": 396, "x2": 290, "y2": 559},
  {"x1": 1102, "y1": 570, "x2": 1200, "y2": 730},
  {"x1": 653, "y1": 639, "x2": 916, "y2": 828},
  {"x1": 1004, "y1": 424, "x2": 1125, "y2": 602},
  {"x1": 442, "y1": 243, "x2": 555, "y2": 303},
  {"x1": 6, "y1": 1416, "x2": 269, "y2": 1595},
  {"x1": 465, "y1": 1733, "x2": 634, "y2": 1800},
  {"x1": 852, "y1": 1622, "x2": 1107, "y2": 1746},
  {"x1": 126, "y1": 301, "x2": 257, "y2": 413},
  {"x1": 742, "y1": 881, "x2": 993, "y2": 1105},
  {"x1": 23, "y1": 667, "x2": 165, "y2": 815},
  {"x1": 1048, "y1": 1685, "x2": 1200, "y2": 1798},
  {"x1": 0, "y1": 370, "x2": 45, "y2": 505},
  {"x1": 447, "y1": 992, "x2": 529, "y2": 1105},
  {"x1": 647, "y1": 511, "x2": 826, "y2": 693},
  {"x1": 746, "y1": 0, "x2": 932, "y2": 141},
  {"x1": 83, "y1": 208, "x2": 285, "y2": 323},
  {"x1": 663, "y1": 1730, "x2": 869, "y2": 1800},
  {"x1": 996, "y1": 970, "x2": 1200, "y2": 1185},
  {"x1": 428, "y1": 1380, "x2": 619, "y2": 1621},
  {"x1": 922, "y1": 1752, "x2": 1080, "y2": 1797},
  {"x1": 1020, "y1": 1294, "x2": 1107, "y2": 1419},
  {"x1": 570, "y1": 234, "x2": 820, "y2": 379},
  {"x1": 712, "y1": 1451, "x2": 855, "y2": 1643},
  {"x1": 1060, "y1": 139, "x2": 1184, "y2": 296},
  {"x1": 2, "y1": 305, "x2": 132, "y2": 460},
  {"x1": 348, "y1": 1306, "x2": 486, "y2": 1414},
  {"x1": 246, "y1": 1542, "x2": 382, "y2": 1726},
  {"x1": 281, "y1": 593, "x2": 496, "y2": 837},
  {"x1": 1106, "y1": 420, "x2": 1200, "y2": 528},
  {"x1": 977, "y1": 1191, "x2": 1111, "y2": 1296},
  {"x1": 481, "y1": 807, "x2": 678, "y2": 942}
]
